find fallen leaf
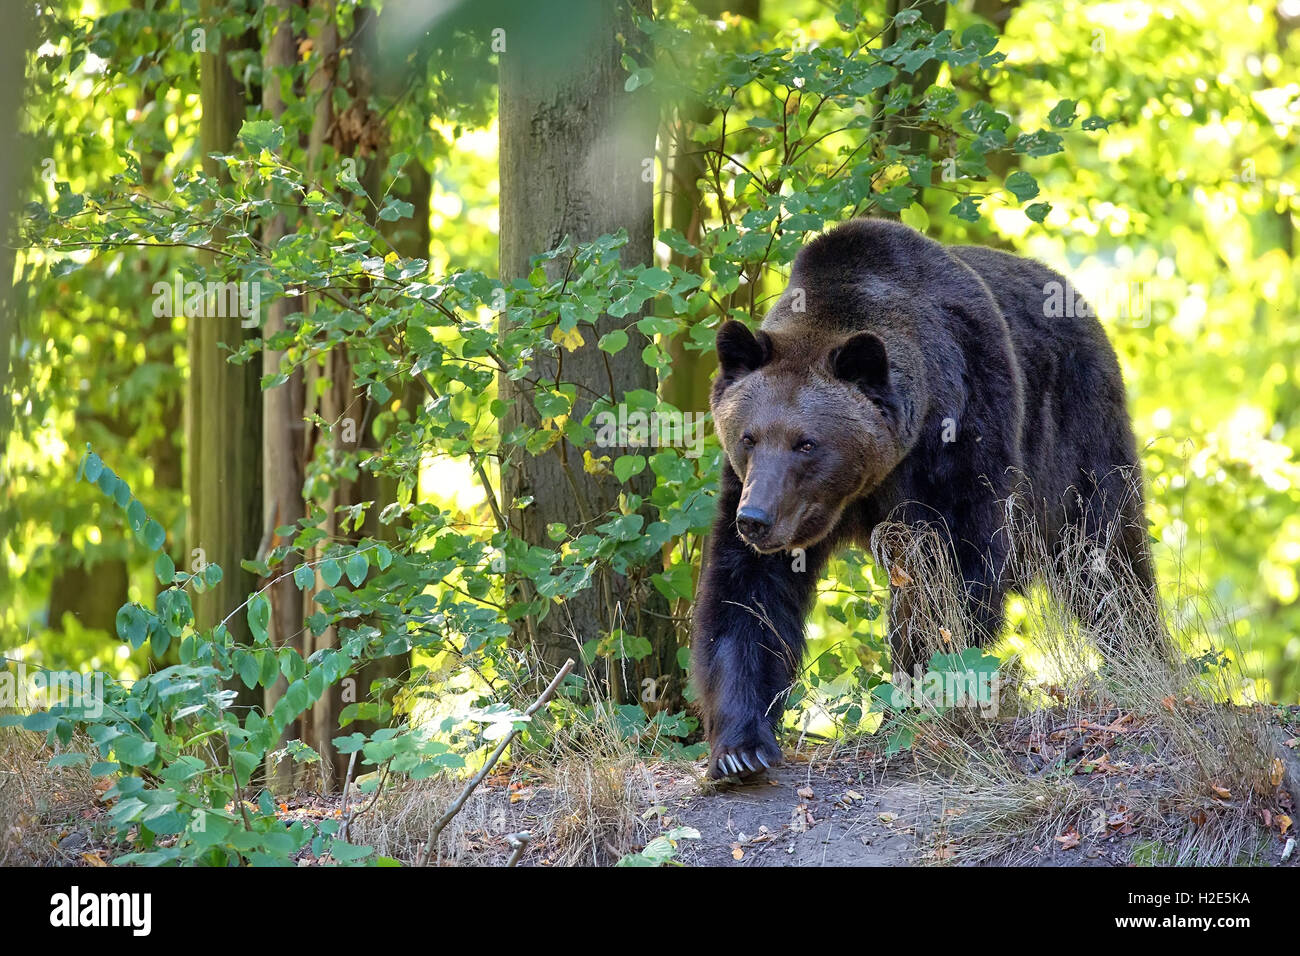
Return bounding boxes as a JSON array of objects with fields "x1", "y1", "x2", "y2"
[
  {"x1": 1210, "y1": 784, "x2": 1232, "y2": 799},
  {"x1": 796, "y1": 786, "x2": 815, "y2": 800},
  {"x1": 939, "y1": 627, "x2": 952, "y2": 645},
  {"x1": 1054, "y1": 828, "x2": 1080, "y2": 850},
  {"x1": 877, "y1": 812, "x2": 897, "y2": 824},
  {"x1": 844, "y1": 789, "x2": 863, "y2": 801},
  {"x1": 1278, "y1": 814, "x2": 1293, "y2": 835},
  {"x1": 731, "y1": 845, "x2": 744, "y2": 861},
  {"x1": 1161, "y1": 695, "x2": 1177, "y2": 712},
  {"x1": 81, "y1": 852, "x2": 108, "y2": 867},
  {"x1": 1271, "y1": 758, "x2": 1285, "y2": 788},
  {"x1": 889, "y1": 565, "x2": 913, "y2": 587},
  {"x1": 1189, "y1": 809, "x2": 1208, "y2": 827}
]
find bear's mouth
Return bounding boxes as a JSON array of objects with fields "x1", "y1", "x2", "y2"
[{"x1": 737, "y1": 502, "x2": 831, "y2": 554}]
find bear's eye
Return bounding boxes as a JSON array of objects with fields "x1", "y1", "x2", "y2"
[
  {"x1": 740, "y1": 433, "x2": 756, "y2": 449},
  {"x1": 795, "y1": 439, "x2": 817, "y2": 454}
]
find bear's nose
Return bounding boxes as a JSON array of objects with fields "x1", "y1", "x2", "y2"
[{"x1": 736, "y1": 505, "x2": 773, "y2": 540}]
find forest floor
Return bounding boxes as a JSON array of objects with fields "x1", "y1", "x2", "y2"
[
  {"x1": 352, "y1": 701, "x2": 1300, "y2": 868},
  {"x1": 5, "y1": 704, "x2": 1298, "y2": 868}
]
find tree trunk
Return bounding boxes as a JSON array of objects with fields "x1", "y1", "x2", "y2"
[
  {"x1": 498, "y1": 0, "x2": 680, "y2": 708},
  {"x1": 877, "y1": 0, "x2": 948, "y2": 215},
  {"x1": 301, "y1": 0, "x2": 345, "y2": 787},
  {"x1": 194, "y1": 0, "x2": 263, "y2": 717},
  {"x1": 261, "y1": 0, "x2": 307, "y2": 794},
  {"x1": 661, "y1": 0, "x2": 759, "y2": 417},
  {"x1": 339, "y1": 3, "x2": 425, "y2": 765}
]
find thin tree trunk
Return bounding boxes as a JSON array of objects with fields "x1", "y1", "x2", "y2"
[
  {"x1": 302, "y1": 0, "x2": 344, "y2": 787},
  {"x1": 261, "y1": 0, "x2": 307, "y2": 794},
  {"x1": 194, "y1": 0, "x2": 263, "y2": 715},
  {"x1": 335, "y1": 3, "x2": 424, "y2": 763}
]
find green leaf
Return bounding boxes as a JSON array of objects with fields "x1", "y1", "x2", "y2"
[
  {"x1": 239, "y1": 119, "x2": 284, "y2": 152},
  {"x1": 320, "y1": 559, "x2": 343, "y2": 588},
  {"x1": 344, "y1": 551, "x2": 369, "y2": 587},
  {"x1": 127, "y1": 498, "x2": 147, "y2": 533},
  {"x1": 1025, "y1": 201, "x2": 1052, "y2": 223},
  {"x1": 248, "y1": 593, "x2": 271, "y2": 644},
  {"x1": 598, "y1": 329, "x2": 629, "y2": 354},
  {"x1": 294, "y1": 563, "x2": 314, "y2": 590},
  {"x1": 327, "y1": 841, "x2": 374, "y2": 863},
  {"x1": 1012, "y1": 130, "x2": 1064, "y2": 157},
  {"x1": 236, "y1": 651, "x2": 260, "y2": 690},
  {"x1": 154, "y1": 552, "x2": 175, "y2": 585},
  {"x1": 116, "y1": 603, "x2": 150, "y2": 649},
  {"x1": 114, "y1": 735, "x2": 158, "y2": 766},
  {"x1": 1048, "y1": 98, "x2": 1078, "y2": 127},
  {"x1": 613, "y1": 455, "x2": 646, "y2": 483},
  {"x1": 378, "y1": 198, "x2": 415, "y2": 222},
  {"x1": 533, "y1": 390, "x2": 571, "y2": 419},
  {"x1": 1005, "y1": 170, "x2": 1040, "y2": 202},
  {"x1": 950, "y1": 195, "x2": 982, "y2": 222},
  {"x1": 142, "y1": 518, "x2": 166, "y2": 551},
  {"x1": 333, "y1": 732, "x2": 367, "y2": 754}
]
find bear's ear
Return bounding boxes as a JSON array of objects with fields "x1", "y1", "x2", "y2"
[
  {"x1": 715, "y1": 320, "x2": 770, "y2": 385},
  {"x1": 831, "y1": 331, "x2": 889, "y2": 396}
]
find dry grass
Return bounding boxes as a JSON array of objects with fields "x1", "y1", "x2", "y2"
[
  {"x1": 354, "y1": 699, "x2": 681, "y2": 866},
  {"x1": 858, "y1": 490, "x2": 1283, "y2": 866},
  {"x1": 0, "y1": 726, "x2": 103, "y2": 865}
]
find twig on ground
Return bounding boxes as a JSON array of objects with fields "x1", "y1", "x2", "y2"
[{"x1": 505, "y1": 831, "x2": 531, "y2": 867}]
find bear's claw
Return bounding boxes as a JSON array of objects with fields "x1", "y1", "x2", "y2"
[{"x1": 709, "y1": 734, "x2": 782, "y2": 780}]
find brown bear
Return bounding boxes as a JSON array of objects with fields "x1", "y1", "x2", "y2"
[{"x1": 692, "y1": 218, "x2": 1156, "y2": 779}]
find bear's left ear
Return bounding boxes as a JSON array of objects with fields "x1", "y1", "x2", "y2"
[{"x1": 831, "y1": 331, "x2": 890, "y2": 397}]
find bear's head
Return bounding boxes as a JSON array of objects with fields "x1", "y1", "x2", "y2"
[{"x1": 710, "y1": 320, "x2": 907, "y2": 554}]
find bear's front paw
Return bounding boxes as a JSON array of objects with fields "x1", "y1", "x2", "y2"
[{"x1": 709, "y1": 723, "x2": 782, "y2": 780}]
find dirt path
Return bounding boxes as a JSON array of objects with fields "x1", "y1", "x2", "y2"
[{"x1": 673, "y1": 757, "x2": 928, "y2": 866}]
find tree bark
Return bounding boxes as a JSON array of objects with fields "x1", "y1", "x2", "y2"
[
  {"x1": 261, "y1": 0, "x2": 307, "y2": 794},
  {"x1": 876, "y1": 0, "x2": 948, "y2": 217},
  {"x1": 194, "y1": 0, "x2": 263, "y2": 716},
  {"x1": 498, "y1": 0, "x2": 679, "y2": 708},
  {"x1": 301, "y1": 0, "x2": 345, "y2": 787}
]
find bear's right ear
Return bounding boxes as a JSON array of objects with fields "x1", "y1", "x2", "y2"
[{"x1": 715, "y1": 320, "x2": 770, "y2": 387}]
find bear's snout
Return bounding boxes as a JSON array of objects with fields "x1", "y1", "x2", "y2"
[{"x1": 735, "y1": 504, "x2": 773, "y2": 544}]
